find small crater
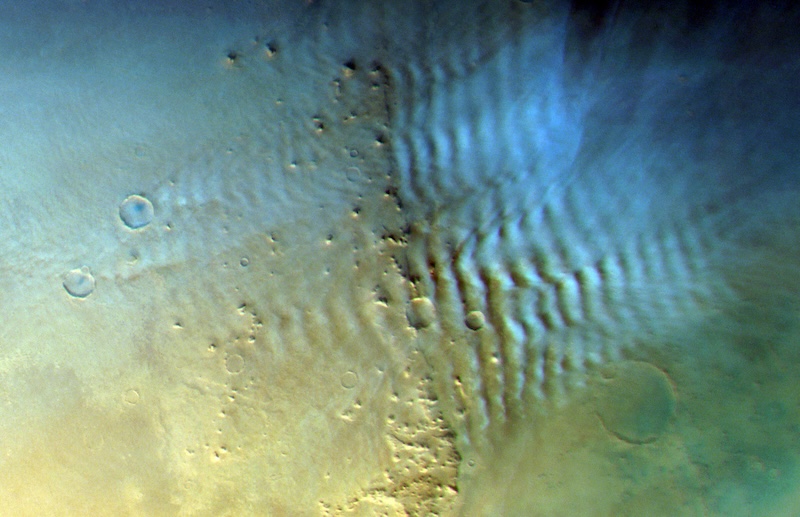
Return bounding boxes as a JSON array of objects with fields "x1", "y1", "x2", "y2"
[
  {"x1": 124, "y1": 389, "x2": 140, "y2": 405},
  {"x1": 340, "y1": 371, "x2": 358, "y2": 389},
  {"x1": 63, "y1": 266, "x2": 95, "y2": 298},
  {"x1": 226, "y1": 353, "x2": 245, "y2": 374},
  {"x1": 119, "y1": 195, "x2": 154, "y2": 229},
  {"x1": 465, "y1": 310, "x2": 486, "y2": 330},
  {"x1": 346, "y1": 166, "x2": 362, "y2": 182},
  {"x1": 407, "y1": 297, "x2": 436, "y2": 329}
]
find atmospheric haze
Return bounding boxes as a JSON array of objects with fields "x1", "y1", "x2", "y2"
[{"x1": 0, "y1": 0, "x2": 799, "y2": 515}]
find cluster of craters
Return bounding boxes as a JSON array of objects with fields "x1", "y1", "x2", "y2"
[{"x1": 62, "y1": 194, "x2": 155, "y2": 299}]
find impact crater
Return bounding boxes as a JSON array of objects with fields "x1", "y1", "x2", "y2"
[
  {"x1": 595, "y1": 360, "x2": 677, "y2": 444},
  {"x1": 119, "y1": 194, "x2": 154, "y2": 229}
]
